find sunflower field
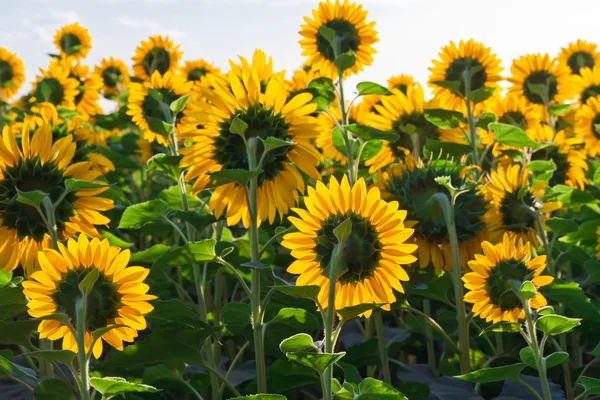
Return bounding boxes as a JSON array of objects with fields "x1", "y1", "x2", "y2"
[{"x1": 1, "y1": 1, "x2": 600, "y2": 399}]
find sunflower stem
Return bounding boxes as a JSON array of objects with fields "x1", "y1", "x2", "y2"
[
  {"x1": 523, "y1": 206, "x2": 554, "y2": 275},
  {"x1": 336, "y1": 67, "x2": 356, "y2": 184},
  {"x1": 423, "y1": 300, "x2": 438, "y2": 376},
  {"x1": 462, "y1": 69, "x2": 479, "y2": 165},
  {"x1": 75, "y1": 297, "x2": 90, "y2": 400},
  {"x1": 374, "y1": 310, "x2": 392, "y2": 384},
  {"x1": 524, "y1": 299, "x2": 552, "y2": 400}
]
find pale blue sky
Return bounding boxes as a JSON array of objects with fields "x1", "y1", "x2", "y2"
[{"x1": 4, "y1": 0, "x2": 600, "y2": 105}]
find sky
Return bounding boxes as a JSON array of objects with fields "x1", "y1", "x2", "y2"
[{"x1": 3, "y1": 0, "x2": 600, "y2": 108}]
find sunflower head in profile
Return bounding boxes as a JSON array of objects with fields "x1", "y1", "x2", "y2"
[
  {"x1": 558, "y1": 40, "x2": 600, "y2": 75},
  {"x1": 463, "y1": 233, "x2": 553, "y2": 323},
  {"x1": 482, "y1": 163, "x2": 562, "y2": 247},
  {"x1": 508, "y1": 54, "x2": 576, "y2": 107},
  {"x1": 428, "y1": 39, "x2": 503, "y2": 111},
  {"x1": 528, "y1": 125, "x2": 588, "y2": 190},
  {"x1": 31, "y1": 61, "x2": 80, "y2": 109},
  {"x1": 0, "y1": 123, "x2": 114, "y2": 275},
  {"x1": 299, "y1": 0, "x2": 378, "y2": 79},
  {"x1": 53, "y1": 22, "x2": 92, "y2": 60},
  {"x1": 387, "y1": 74, "x2": 417, "y2": 95},
  {"x1": 127, "y1": 70, "x2": 194, "y2": 145},
  {"x1": 0, "y1": 48, "x2": 25, "y2": 101},
  {"x1": 55, "y1": 59, "x2": 102, "y2": 117},
  {"x1": 132, "y1": 35, "x2": 182, "y2": 81},
  {"x1": 94, "y1": 57, "x2": 130, "y2": 97},
  {"x1": 574, "y1": 95, "x2": 600, "y2": 157},
  {"x1": 23, "y1": 235, "x2": 156, "y2": 358},
  {"x1": 281, "y1": 176, "x2": 416, "y2": 316},
  {"x1": 374, "y1": 157, "x2": 487, "y2": 275},
  {"x1": 179, "y1": 51, "x2": 322, "y2": 228}
]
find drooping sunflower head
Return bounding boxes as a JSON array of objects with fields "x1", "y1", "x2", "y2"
[
  {"x1": 31, "y1": 61, "x2": 80, "y2": 109},
  {"x1": 387, "y1": 74, "x2": 417, "y2": 95},
  {"x1": 23, "y1": 235, "x2": 156, "y2": 359},
  {"x1": 482, "y1": 163, "x2": 562, "y2": 247},
  {"x1": 528, "y1": 125, "x2": 588, "y2": 190},
  {"x1": 428, "y1": 39, "x2": 503, "y2": 111},
  {"x1": 557, "y1": 40, "x2": 600, "y2": 75},
  {"x1": 0, "y1": 47, "x2": 25, "y2": 100},
  {"x1": 508, "y1": 53, "x2": 576, "y2": 106},
  {"x1": 126, "y1": 70, "x2": 194, "y2": 145},
  {"x1": 94, "y1": 57, "x2": 130, "y2": 97},
  {"x1": 0, "y1": 123, "x2": 114, "y2": 275},
  {"x1": 132, "y1": 35, "x2": 182, "y2": 81},
  {"x1": 574, "y1": 95, "x2": 600, "y2": 157},
  {"x1": 282, "y1": 176, "x2": 417, "y2": 316},
  {"x1": 573, "y1": 65, "x2": 600, "y2": 105},
  {"x1": 463, "y1": 233, "x2": 553, "y2": 323},
  {"x1": 299, "y1": 0, "x2": 378, "y2": 79},
  {"x1": 53, "y1": 22, "x2": 92, "y2": 60},
  {"x1": 179, "y1": 55, "x2": 322, "y2": 228},
  {"x1": 375, "y1": 158, "x2": 487, "y2": 274},
  {"x1": 56, "y1": 59, "x2": 102, "y2": 117}
]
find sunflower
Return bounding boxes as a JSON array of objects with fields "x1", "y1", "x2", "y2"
[
  {"x1": 132, "y1": 35, "x2": 182, "y2": 81},
  {"x1": 365, "y1": 84, "x2": 464, "y2": 173},
  {"x1": 0, "y1": 123, "x2": 114, "y2": 275},
  {"x1": 23, "y1": 235, "x2": 156, "y2": 358},
  {"x1": 557, "y1": 40, "x2": 600, "y2": 75},
  {"x1": 229, "y1": 50, "x2": 285, "y2": 84},
  {"x1": 94, "y1": 57, "x2": 130, "y2": 96},
  {"x1": 286, "y1": 65, "x2": 322, "y2": 97},
  {"x1": 508, "y1": 54, "x2": 576, "y2": 107},
  {"x1": 428, "y1": 39, "x2": 503, "y2": 111},
  {"x1": 463, "y1": 233, "x2": 553, "y2": 323},
  {"x1": 374, "y1": 157, "x2": 487, "y2": 274},
  {"x1": 281, "y1": 175, "x2": 416, "y2": 316},
  {"x1": 482, "y1": 163, "x2": 562, "y2": 247},
  {"x1": 61, "y1": 60, "x2": 102, "y2": 117},
  {"x1": 574, "y1": 95, "x2": 600, "y2": 157},
  {"x1": 572, "y1": 66, "x2": 600, "y2": 105},
  {"x1": 488, "y1": 94, "x2": 542, "y2": 131},
  {"x1": 299, "y1": 0, "x2": 378, "y2": 79},
  {"x1": 528, "y1": 125, "x2": 588, "y2": 190},
  {"x1": 127, "y1": 70, "x2": 194, "y2": 146},
  {"x1": 31, "y1": 61, "x2": 80, "y2": 109},
  {"x1": 53, "y1": 23, "x2": 92, "y2": 60},
  {"x1": 179, "y1": 51, "x2": 322, "y2": 228},
  {"x1": 387, "y1": 74, "x2": 417, "y2": 95},
  {"x1": 180, "y1": 59, "x2": 224, "y2": 98},
  {"x1": 0, "y1": 48, "x2": 25, "y2": 100},
  {"x1": 17, "y1": 102, "x2": 60, "y2": 131}
]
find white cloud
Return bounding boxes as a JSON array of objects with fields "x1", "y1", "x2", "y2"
[
  {"x1": 116, "y1": 16, "x2": 187, "y2": 40},
  {"x1": 21, "y1": 10, "x2": 80, "y2": 42}
]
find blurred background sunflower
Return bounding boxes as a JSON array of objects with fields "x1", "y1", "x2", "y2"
[{"x1": 132, "y1": 35, "x2": 182, "y2": 81}]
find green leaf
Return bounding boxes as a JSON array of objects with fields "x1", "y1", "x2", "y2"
[
  {"x1": 79, "y1": 268, "x2": 99, "y2": 296},
  {"x1": 147, "y1": 300, "x2": 209, "y2": 329},
  {"x1": 480, "y1": 321, "x2": 521, "y2": 336},
  {"x1": 424, "y1": 109, "x2": 464, "y2": 129},
  {"x1": 147, "y1": 153, "x2": 182, "y2": 179},
  {"x1": 147, "y1": 87, "x2": 163, "y2": 102},
  {"x1": 333, "y1": 217, "x2": 353, "y2": 244},
  {"x1": 0, "y1": 354, "x2": 36, "y2": 379},
  {"x1": 64, "y1": 178, "x2": 107, "y2": 192},
  {"x1": 99, "y1": 230, "x2": 134, "y2": 249},
  {"x1": 346, "y1": 124, "x2": 399, "y2": 141},
  {"x1": 90, "y1": 377, "x2": 160, "y2": 396},
  {"x1": 467, "y1": 87, "x2": 495, "y2": 104},
  {"x1": 152, "y1": 240, "x2": 217, "y2": 270},
  {"x1": 34, "y1": 379, "x2": 76, "y2": 400},
  {"x1": 519, "y1": 347, "x2": 536, "y2": 369},
  {"x1": 355, "y1": 377, "x2": 408, "y2": 399},
  {"x1": 546, "y1": 218, "x2": 579, "y2": 236},
  {"x1": 25, "y1": 350, "x2": 75, "y2": 366},
  {"x1": 230, "y1": 114, "x2": 248, "y2": 136},
  {"x1": 229, "y1": 395, "x2": 287, "y2": 400},
  {"x1": 259, "y1": 137, "x2": 294, "y2": 153},
  {"x1": 456, "y1": 363, "x2": 527, "y2": 383},
  {"x1": 591, "y1": 341, "x2": 600, "y2": 358},
  {"x1": 536, "y1": 314, "x2": 581, "y2": 335},
  {"x1": 545, "y1": 351, "x2": 568, "y2": 369},
  {"x1": 489, "y1": 123, "x2": 540, "y2": 148},
  {"x1": 280, "y1": 333, "x2": 319, "y2": 353},
  {"x1": 306, "y1": 78, "x2": 336, "y2": 110},
  {"x1": 431, "y1": 80, "x2": 462, "y2": 96},
  {"x1": 222, "y1": 302, "x2": 252, "y2": 335},
  {"x1": 0, "y1": 269, "x2": 11, "y2": 288},
  {"x1": 167, "y1": 210, "x2": 216, "y2": 234},
  {"x1": 338, "y1": 303, "x2": 384, "y2": 321},
  {"x1": 15, "y1": 189, "x2": 47, "y2": 209},
  {"x1": 319, "y1": 25, "x2": 335, "y2": 43},
  {"x1": 548, "y1": 103, "x2": 571, "y2": 117},
  {"x1": 170, "y1": 94, "x2": 191, "y2": 114},
  {"x1": 206, "y1": 168, "x2": 263, "y2": 188},
  {"x1": 520, "y1": 281, "x2": 537, "y2": 300},
  {"x1": 273, "y1": 285, "x2": 321, "y2": 303},
  {"x1": 147, "y1": 117, "x2": 173, "y2": 136},
  {"x1": 280, "y1": 333, "x2": 345, "y2": 375},
  {"x1": 130, "y1": 244, "x2": 170, "y2": 263},
  {"x1": 477, "y1": 112, "x2": 496, "y2": 130},
  {"x1": 356, "y1": 82, "x2": 392, "y2": 96},
  {"x1": 334, "y1": 51, "x2": 356, "y2": 71},
  {"x1": 579, "y1": 376, "x2": 600, "y2": 395},
  {"x1": 527, "y1": 160, "x2": 557, "y2": 173},
  {"x1": 118, "y1": 200, "x2": 169, "y2": 229}
]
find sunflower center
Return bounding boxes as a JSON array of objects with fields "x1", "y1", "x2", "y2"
[
  {"x1": 102, "y1": 67, "x2": 122, "y2": 88},
  {"x1": 591, "y1": 113, "x2": 600, "y2": 139},
  {"x1": 393, "y1": 84, "x2": 408, "y2": 95},
  {"x1": 316, "y1": 19, "x2": 360, "y2": 62},
  {"x1": 33, "y1": 78, "x2": 65, "y2": 106},
  {"x1": 314, "y1": 214, "x2": 381, "y2": 284},
  {"x1": 485, "y1": 259, "x2": 530, "y2": 311},
  {"x1": 52, "y1": 269, "x2": 120, "y2": 331},
  {"x1": 142, "y1": 47, "x2": 171, "y2": 77},
  {"x1": 141, "y1": 89, "x2": 180, "y2": 133},
  {"x1": 444, "y1": 57, "x2": 487, "y2": 95},
  {"x1": 0, "y1": 60, "x2": 14, "y2": 83},
  {"x1": 71, "y1": 74, "x2": 85, "y2": 105},
  {"x1": 214, "y1": 105, "x2": 292, "y2": 184},
  {"x1": 390, "y1": 112, "x2": 439, "y2": 157},
  {"x1": 187, "y1": 68, "x2": 208, "y2": 81},
  {"x1": 0, "y1": 158, "x2": 77, "y2": 241},
  {"x1": 581, "y1": 85, "x2": 600, "y2": 104},
  {"x1": 499, "y1": 111, "x2": 527, "y2": 130},
  {"x1": 531, "y1": 146, "x2": 570, "y2": 187},
  {"x1": 499, "y1": 191, "x2": 536, "y2": 232},
  {"x1": 59, "y1": 33, "x2": 82, "y2": 55},
  {"x1": 567, "y1": 51, "x2": 594, "y2": 75},
  {"x1": 522, "y1": 71, "x2": 558, "y2": 105}
]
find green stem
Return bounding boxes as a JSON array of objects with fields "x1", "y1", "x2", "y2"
[
  {"x1": 407, "y1": 305, "x2": 460, "y2": 354},
  {"x1": 374, "y1": 311, "x2": 392, "y2": 384},
  {"x1": 423, "y1": 300, "x2": 437, "y2": 376},
  {"x1": 524, "y1": 300, "x2": 552, "y2": 400},
  {"x1": 559, "y1": 333, "x2": 574, "y2": 400},
  {"x1": 219, "y1": 342, "x2": 250, "y2": 398},
  {"x1": 526, "y1": 207, "x2": 554, "y2": 275},
  {"x1": 200, "y1": 361, "x2": 242, "y2": 397},
  {"x1": 336, "y1": 68, "x2": 355, "y2": 184},
  {"x1": 7, "y1": 375, "x2": 34, "y2": 391},
  {"x1": 495, "y1": 333, "x2": 504, "y2": 355},
  {"x1": 215, "y1": 257, "x2": 251, "y2": 298},
  {"x1": 259, "y1": 226, "x2": 296, "y2": 257},
  {"x1": 75, "y1": 298, "x2": 90, "y2": 400},
  {"x1": 463, "y1": 70, "x2": 478, "y2": 164}
]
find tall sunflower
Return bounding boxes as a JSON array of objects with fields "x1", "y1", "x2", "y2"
[
  {"x1": 179, "y1": 51, "x2": 322, "y2": 228},
  {"x1": 374, "y1": 157, "x2": 487, "y2": 274},
  {"x1": 57, "y1": 59, "x2": 102, "y2": 117},
  {"x1": 94, "y1": 57, "x2": 130, "y2": 96},
  {"x1": 0, "y1": 47, "x2": 25, "y2": 100},
  {"x1": 23, "y1": 235, "x2": 156, "y2": 358},
  {"x1": 463, "y1": 233, "x2": 553, "y2": 323},
  {"x1": 286, "y1": 65, "x2": 322, "y2": 97},
  {"x1": 482, "y1": 163, "x2": 562, "y2": 247},
  {"x1": 387, "y1": 74, "x2": 417, "y2": 95},
  {"x1": 557, "y1": 40, "x2": 600, "y2": 75},
  {"x1": 127, "y1": 70, "x2": 194, "y2": 146},
  {"x1": 573, "y1": 66, "x2": 600, "y2": 105},
  {"x1": 281, "y1": 176, "x2": 416, "y2": 316},
  {"x1": 179, "y1": 59, "x2": 224, "y2": 98},
  {"x1": 528, "y1": 125, "x2": 588, "y2": 190},
  {"x1": 574, "y1": 95, "x2": 600, "y2": 157},
  {"x1": 428, "y1": 39, "x2": 503, "y2": 111},
  {"x1": 0, "y1": 123, "x2": 113, "y2": 275},
  {"x1": 299, "y1": 0, "x2": 378, "y2": 78},
  {"x1": 31, "y1": 61, "x2": 80, "y2": 109},
  {"x1": 508, "y1": 54, "x2": 576, "y2": 107},
  {"x1": 53, "y1": 22, "x2": 92, "y2": 60},
  {"x1": 488, "y1": 93, "x2": 542, "y2": 131},
  {"x1": 132, "y1": 35, "x2": 182, "y2": 81}
]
